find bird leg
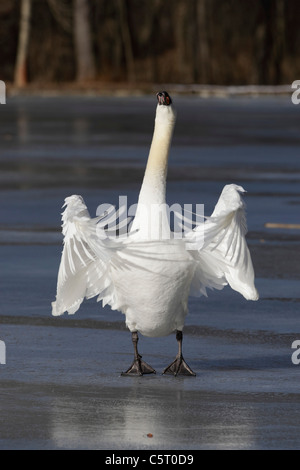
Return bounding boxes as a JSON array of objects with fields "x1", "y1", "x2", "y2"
[
  {"x1": 121, "y1": 331, "x2": 156, "y2": 376},
  {"x1": 163, "y1": 330, "x2": 196, "y2": 377}
]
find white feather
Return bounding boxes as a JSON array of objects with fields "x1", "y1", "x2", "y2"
[
  {"x1": 188, "y1": 185, "x2": 259, "y2": 301},
  {"x1": 52, "y1": 99, "x2": 259, "y2": 337}
]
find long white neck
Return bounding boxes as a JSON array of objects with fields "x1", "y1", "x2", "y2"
[
  {"x1": 130, "y1": 103, "x2": 176, "y2": 238},
  {"x1": 138, "y1": 104, "x2": 176, "y2": 205}
]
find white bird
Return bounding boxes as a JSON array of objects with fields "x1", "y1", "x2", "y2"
[{"x1": 52, "y1": 91, "x2": 259, "y2": 376}]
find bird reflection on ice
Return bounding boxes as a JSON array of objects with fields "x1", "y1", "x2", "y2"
[{"x1": 49, "y1": 383, "x2": 256, "y2": 449}]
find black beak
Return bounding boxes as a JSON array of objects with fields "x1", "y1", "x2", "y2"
[{"x1": 156, "y1": 91, "x2": 172, "y2": 106}]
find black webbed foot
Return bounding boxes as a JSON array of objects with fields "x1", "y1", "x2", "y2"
[
  {"x1": 163, "y1": 330, "x2": 196, "y2": 377},
  {"x1": 121, "y1": 331, "x2": 156, "y2": 377},
  {"x1": 163, "y1": 355, "x2": 196, "y2": 376},
  {"x1": 121, "y1": 354, "x2": 156, "y2": 376}
]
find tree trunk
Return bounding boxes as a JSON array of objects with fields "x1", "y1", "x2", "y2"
[
  {"x1": 117, "y1": 0, "x2": 136, "y2": 83},
  {"x1": 73, "y1": 0, "x2": 96, "y2": 81},
  {"x1": 195, "y1": 0, "x2": 210, "y2": 83},
  {"x1": 256, "y1": 0, "x2": 272, "y2": 84},
  {"x1": 273, "y1": 0, "x2": 285, "y2": 84},
  {"x1": 14, "y1": 0, "x2": 32, "y2": 87},
  {"x1": 175, "y1": 1, "x2": 188, "y2": 82}
]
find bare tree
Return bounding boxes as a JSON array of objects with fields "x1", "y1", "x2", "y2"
[
  {"x1": 195, "y1": 0, "x2": 210, "y2": 83},
  {"x1": 136, "y1": 0, "x2": 162, "y2": 82},
  {"x1": 6, "y1": 0, "x2": 294, "y2": 87},
  {"x1": 73, "y1": 0, "x2": 96, "y2": 81},
  {"x1": 47, "y1": 0, "x2": 72, "y2": 34},
  {"x1": 255, "y1": 0, "x2": 285, "y2": 84},
  {"x1": 273, "y1": 0, "x2": 285, "y2": 83},
  {"x1": 14, "y1": 0, "x2": 32, "y2": 87},
  {"x1": 174, "y1": 1, "x2": 189, "y2": 82},
  {"x1": 117, "y1": 0, "x2": 135, "y2": 83}
]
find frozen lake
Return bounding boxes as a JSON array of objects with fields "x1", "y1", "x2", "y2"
[{"x1": 0, "y1": 94, "x2": 300, "y2": 450}]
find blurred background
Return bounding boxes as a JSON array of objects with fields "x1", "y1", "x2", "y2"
[{"x1": 1, "y1": 0, "x2": 300, "y2": 90}]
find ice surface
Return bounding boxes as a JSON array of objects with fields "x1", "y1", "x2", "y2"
[{"x1": 0, "y1": 95, "x2": 300, "y2": 449}]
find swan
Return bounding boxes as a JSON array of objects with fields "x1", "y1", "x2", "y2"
[{"x1": 52, "y1": 91, "x2": 259, "y2": 376}]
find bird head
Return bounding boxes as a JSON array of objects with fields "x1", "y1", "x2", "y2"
[
  {"x1": 156, "y1": 91, "x2": 172, "y2": 106},
  {"x1": 155, "y1": 91, "x2": 176, "y2": 127}
]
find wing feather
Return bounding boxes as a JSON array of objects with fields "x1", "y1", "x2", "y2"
[
  {"x1": 188, "y1": 185, "x2": 259, "y2": 300},
  {"x1": 52, "y1": 195, "x2": 118, "y2": 316}
]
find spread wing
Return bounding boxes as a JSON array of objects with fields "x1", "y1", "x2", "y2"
[
  {"x1": 51, "y1": 195, "x2": 123, "y2": 316},
  {"x1": 51, "y1": 195, "x2": 191, "y2": 318},
  {"x1": 187, "y1": 184, "x2": 259, "y2": 300}
]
